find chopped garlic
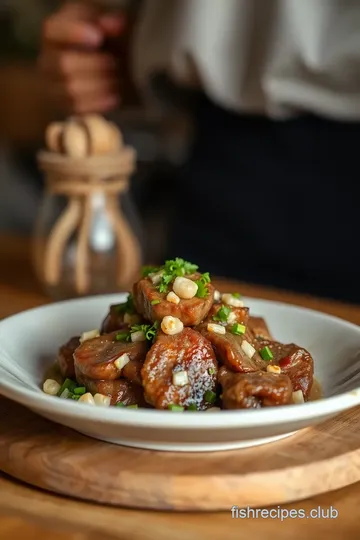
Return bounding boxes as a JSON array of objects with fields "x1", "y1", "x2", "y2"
[
  {"x1": 94, "y1": 393, "x2": 111, "y2": 407},
  {"x1": 267, "y1": 364, "x2": 281, "y2": 374},
  {"x1": 207, "y1": 323, "x2": 226, "y2": 335},
  {"x1": 221, "y1": 293, "x2": 244, "y2": 308},
  {"x1": 80, "y1": 329, "x2": 100, "y2": 343},
  {"x1": 227, "y1": 311, "x2": 237, "y2": 325},
  {"x1": 292, "y1": 390, "x2": 305, "y2": 404},
  {"x1": 172, "y1": 370, "x2": 189, "y2": 386},
  {"x1": 78, "y1": 393, "x2": 95, "y2": 405},
  {"x1": 167, "y1": 291, "x2": 180, "y2": 304},
  {"x1": 214, "y1": 290, "x2": 221, "y2": 302},
  {"x1": 161, "y1": 316, "x2": 183, "y2": 335},
  {"x1": 241, "y1": 340, "x2": 256, "y2": 359},
  {"x1": 114, "y1": 353, "x2": 130, "y2": 370},
  {"x1": 173, "y1": 276, "x2": 198, "y2": 299},
  {"x1": 43, "y1": 379, "x2": 60, "y2": 396},
  {"x1": 131, "y1": 330, "x2": 146, "y2": 342},
  {"x1": 149, "y1": 270, "x2": 164, "y2": 285}
]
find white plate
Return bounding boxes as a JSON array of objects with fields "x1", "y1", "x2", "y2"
[{"x1": 0, "y1": 294, "x2": 360, "y2": 452}]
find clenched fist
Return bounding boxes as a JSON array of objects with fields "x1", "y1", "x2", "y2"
[{"x1": 39, "y1": 2, "x2": 125, "y2": 114}]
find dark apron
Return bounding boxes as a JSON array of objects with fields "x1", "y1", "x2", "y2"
[{"x1": 166, "y1": 93, "x2": 360, "y2": 304}]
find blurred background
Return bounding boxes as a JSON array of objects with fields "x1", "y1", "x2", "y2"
[
  {"x1": 0, "y1": 0, "x2": 55, "y2": 233},
  {"x1": 0, "y1": 0, "x2": 186, "y2": 263},
  {"x1": 3, "y1": 0, "x2": 360, "y2": 304}
]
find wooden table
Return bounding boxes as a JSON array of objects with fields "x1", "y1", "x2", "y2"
[{"x1": 1, "y1": 234, "x2": 360, "y2": 539}]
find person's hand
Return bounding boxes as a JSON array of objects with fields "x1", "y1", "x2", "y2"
[{"x1": 39, "y1": 2, "x2": 125, "y2": 114}]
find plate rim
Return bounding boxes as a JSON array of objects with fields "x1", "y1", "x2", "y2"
[{"x1": 0, "y1": 293, "x2": 360, "y2": 430}]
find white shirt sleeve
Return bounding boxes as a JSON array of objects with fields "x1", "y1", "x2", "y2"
[{"x1": 132, "y1": 0, "x2": 360, "y2": 120}]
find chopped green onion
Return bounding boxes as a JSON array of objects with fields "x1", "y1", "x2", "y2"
[
  {"x1": 232, "y1": 292, "x2": 241, "y2": 298},
  {"x1": 259, "y1": 346, "x2": 274, "y2": 361},
  {"x1": 73, "y1": 386, "x2": 86, "y2": 395},
  {"x1": 231, "y1": 323, "x2": 246, "y2": 336},
  {"x1": 166, "y1": 258, "x2": 198, "y2": 276},
  {"x1": 156, "y1": 258, "x2": 199, "y2": 293},
  {"x1": 158, "y1": 282, "x2": 168, "y2": 294},
  {"x1": 196, "y1": 283, "x2": 208, "y2": 298},
  {"x1": 213, "y1": 305, "x2": 231, "y2": 323},
  {"x1": 168, "y1": 404, "x2": 185, "y2": 412},
  {"x1": 127, "y1": 404, "x2": 138, "y2": 409},
  {"x1": 57, "y1": 378, "x2": 77, "y2": 397},
  {"x1": 187, "y1": 403, "x2": 197, "y2": 411},
  {"x1": 116, "y1": 402, "x2": 125, "y2": 407},
  {"x1": 158, "y1": 274, "x2": 173, "y2": 294},
  {"x1": 204, "y1": 390, "x2": 217, "y2": 404},
  {"x1": 151, "y1": 299, "x2": 161, "y2": 305},
  {"x1": 142, "y1": 265, "x2": 160, "y2": 277},
  {"x1": 59, "y1": 388, "x2": 71, "y2": 399},
  {"x1": 130, "y1": 321, "x2": 159, "y2": 342},
  {"x1": 115, "y1": 331, "x2": 129, "y2": 342},
  {"x1": 208, "y1": 368, "x2": 216, "y2": 375},
  {"x1": 71, "y1": 394, "x2": 81, "y2": 401},
  {"x1": 195, "y1": 272, "x2": 211, "y2": 298},
  {"x1": 199, "y1": 272, "x2": 210, "y2": 284}
]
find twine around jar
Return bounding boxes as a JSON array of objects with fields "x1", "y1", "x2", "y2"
[{"x1": 35, "y1": 149, "x2": 141, "y2": 295}]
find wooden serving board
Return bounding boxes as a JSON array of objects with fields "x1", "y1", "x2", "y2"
[{"x1": 1, "y1": 397, "x2": 360, "y2": 511}]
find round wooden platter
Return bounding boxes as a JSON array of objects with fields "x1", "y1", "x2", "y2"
[{"x1": 1, "y1": 397, "x2": 360, "y2": 511}]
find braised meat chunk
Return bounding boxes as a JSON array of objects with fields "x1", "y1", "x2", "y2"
[
  {"x1": 219, "y1": 366, "x2": 293, "y2": 409},
  {"x1": 248, "y1": 317, "x2": 273, "y2": 341},
  {"x1": 133, "y1": 272, "x2": 214, "y2": 326},
  {"x1": 74, "y1": 331, "x2": 148, "y2": 381},
  {"x1": 75, "y1": 373, "x2": 147, "y2": 406},
  {"x1": 259, "y1": 340, "x2": 314, "y2": 399},
  {"x1": 46, "y1": 256, "x2": 318, "y2": 411},
  {"x1": 142, "y1": 327, "x2": 218, "y2": 410},
  {"x1": 100, "y1": 294, "x2": 141, "y2": 334},
  {"x1": 205, "y1": 303, "x2": 249, "y2": 327},
  {"x1": 57, "y1": 336, "x2": 79, "y2": 379},
  {"x1": 121, "y1": 355, "x2": 144, "y2": 386},
  {"x1": 198, "y1": 324, "x2": 267, "y2": 373},
  {"x1": 100, "y1": 304, "x2": 128, "y2": 334}
]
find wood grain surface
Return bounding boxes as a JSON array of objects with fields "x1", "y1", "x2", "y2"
[
  {"x1": 1, "y1": 397, "x2": 360, "y2": 512},
  {"x1": 1, "y1": 234, "x2": 360, "y2": 538}
]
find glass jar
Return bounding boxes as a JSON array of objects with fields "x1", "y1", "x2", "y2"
[{"x1": 33, "y1": 150, "x2": 142, "y2": 300}]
